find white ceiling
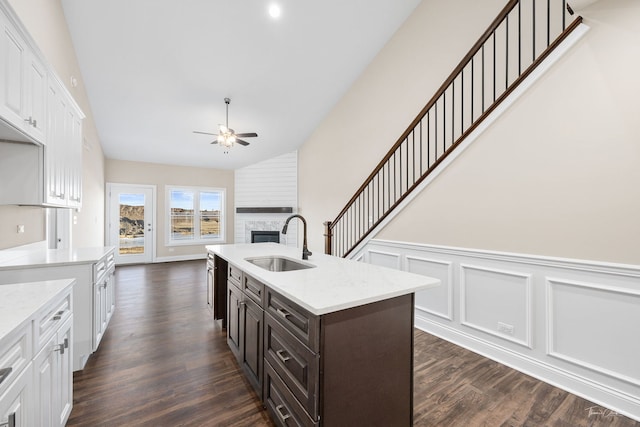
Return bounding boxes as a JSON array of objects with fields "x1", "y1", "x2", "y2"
[{"x1": 61, "y1": 0, "x2": 423, "y2": 170}]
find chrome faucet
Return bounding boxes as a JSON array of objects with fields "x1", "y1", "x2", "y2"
[{"x1": 282, "y1": 214, "x2": 312, "y2": 260}]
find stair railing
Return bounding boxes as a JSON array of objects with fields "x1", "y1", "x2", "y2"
[{"x1": 324, "y1": 0, "x2": 582, "y2": 258}]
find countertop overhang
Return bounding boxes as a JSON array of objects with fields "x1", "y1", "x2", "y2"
[
  {"x1": 0, "y1": 246, "x2": 115, "y2": 270},
  {"x1": 0, "y1": 279, "x2": 75, "y2": 347},
  {"x1": 206, "y1": 243, "x2": 440, "y2": 316}
]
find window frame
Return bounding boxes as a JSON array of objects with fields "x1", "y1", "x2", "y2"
[{"x1": 165, "y1": 185, "x2": 226, "y2": 246}]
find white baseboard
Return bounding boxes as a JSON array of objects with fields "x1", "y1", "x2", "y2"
[
  {"x1": 154, "y1": 253, "x2": 207, "y2": 263},
  {"x1": 362, "y1": 239, "x2": 640, "y2": 422}
]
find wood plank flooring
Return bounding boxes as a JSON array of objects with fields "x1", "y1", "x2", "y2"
[{"x1": 67, "y1": 260, "x2": 639, "y2": 426}]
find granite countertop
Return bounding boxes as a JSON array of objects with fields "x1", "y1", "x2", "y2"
[
  {"x1": 0, "y1": 246, "x2": 115, "y2": 270},
  {"x1": 0, "y1": 279, "x2": 75, "y2": 347},
  {"x1": 207, "y1": 243, "x2": 439, "y2": 316}
]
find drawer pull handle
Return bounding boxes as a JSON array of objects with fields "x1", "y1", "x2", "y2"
[
  {"x1": 275, "y1": 404, "x2": 291, "y2": 422},
  {"x1": 0, "y1": 412, "x2": 15, "y2": 427},
  {"x1": 0, "y1": 368, "x2": 12, "y2": 386},
  {"x1": 54, "y1": 343, "x2": 66, "y2": 354},
  {"x1": 53, "y1": 310, "x2": 65, "y2": 321},
  {"x1": 276, "y1": 308, "x2": 290, "y2": 319},
  {"x1": 276, "y1": 349, "x2": 291, "y2": 363}
]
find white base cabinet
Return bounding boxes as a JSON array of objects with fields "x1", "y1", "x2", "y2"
[
  {"x1": 0, "y1": 280, "x2": 74, "y2": 427},
  {"x1": 0, "y1": 248, "x2": 116, "y2": 371},
  {"x1": 0, "y1": 364, "x2": 31, "y2": 427},
  {"x1": 33, "y1": 315, "x2": 72, "y2": 427}
]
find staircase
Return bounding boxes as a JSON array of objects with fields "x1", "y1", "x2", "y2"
[{"x1": 324, "y1": 0, "x2": 584, "y2": 258}]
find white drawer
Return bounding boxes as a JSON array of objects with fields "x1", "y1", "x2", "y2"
[
  {"x1": 34, "y1": 292, "x2": 72, "y2": 354},
  {"x1": 0, "y1": 323, "x2": 31, "y2": 399}
]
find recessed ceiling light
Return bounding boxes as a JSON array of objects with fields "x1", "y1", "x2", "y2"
[{"x1": 268, "y1": 4, "x2": 281, "y2": 19}]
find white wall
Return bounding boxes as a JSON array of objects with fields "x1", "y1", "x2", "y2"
[{"x1": 234, "y1": 151, "x2": 298, "y2": 247}]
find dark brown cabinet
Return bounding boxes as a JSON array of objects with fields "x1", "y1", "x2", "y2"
[
  {"x1": 227, "y1": 266, "x2": 265, "y2": 399},
  {"x1": 215, "y1": 256, "x2": 416, "y2": 426},
  {"x1": 264, "y1": 287, "x2": 414, "y2": 427}
]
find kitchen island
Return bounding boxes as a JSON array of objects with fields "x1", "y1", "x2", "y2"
[{"x1": 207, "y1": 243, "x2": 439, "y2": 427}]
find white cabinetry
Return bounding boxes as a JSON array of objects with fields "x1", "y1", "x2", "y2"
[
  {"x1": 93, "y1": 256, "x2": 115, "y2": 350},
  {"x1": 33, "y1": 316, "x2": 72, "y2": 427},
  {"x1": 0, "y1": 248, "x2": 116, "y2": 371},
  {"x1": 44, "y1": 78, "x2": 83, "y2": 207},
  {"x1": 0, "y1": 280, "x2": 74, "y2": 427},
  {"x1": 0, "y1": 10, "x2": 46, "y2": 144},
  {"x1": 0, "y1": 0, "x2": 84, "y2": 208}
]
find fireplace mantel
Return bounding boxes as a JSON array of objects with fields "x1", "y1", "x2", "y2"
[{"x1": 236, "y1": 207, "x2": 293, "y2": 214}]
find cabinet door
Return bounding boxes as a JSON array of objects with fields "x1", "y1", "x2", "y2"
[
  {"x1": 105, "y1": 268, "x2": 116, "y2": 327},
  {"x1": 34, "y1": 335, "x2": 55, "y2": 427},
  {"x1": 45, "y1": 80, "x2": 66, "y2": 205},
  {"x1": 242, "y1": 297, "x2": 263, "y2": 398},
  {"x1": 206, "y1": 260, "x2": 214, "y2": 312},
  {"x1": 0, "y1": 363, "x2": 32, "y2": 427},
  {"x1": 93, "y1": 280, "x2": 107, "y2": 350},
  {"x1": 66, "y1": 108, "x2": 82, "y2": 207},
  {"x1": 55, "y1": 317, "x2": 72, "y2": 427},
  {"x1": 34, "y1": 316, "x2": 72, "y2": 427},
  {"x1": 24, "y1": 54, "x2": 46, "y2": 142},
  {"x1": 227, "y1": 282, "x2": 242, "y2": 362},
  {"x1": 0, "y1": 15, "x2": 27, "y2": 130}
]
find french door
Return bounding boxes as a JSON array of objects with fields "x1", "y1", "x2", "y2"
[{"x1": 106, "y1": 183, "x2": 156, "y2": 265}]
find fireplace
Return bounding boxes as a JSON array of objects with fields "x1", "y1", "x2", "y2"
[{"x1": 251, "y1": 230, "x2": 280, "y2": 244}]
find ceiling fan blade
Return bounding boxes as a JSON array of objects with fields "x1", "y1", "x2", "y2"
[
  {"x1": 210, "y1": 140, "x2": 218, "y2": 144},
  {"x1": 236, "y1": 139, "x2": 250, "y2": 146},
  {"x1": 194, "y1": 131, "x2": 218, "y2": 136},
  {"x1": 235, "y1": 132, "x2": 258, "y2": 138}
]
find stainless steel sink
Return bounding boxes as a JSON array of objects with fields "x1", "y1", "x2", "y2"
[{"x1": 245, "y1": 256, "x2": 315, "y2": 272}]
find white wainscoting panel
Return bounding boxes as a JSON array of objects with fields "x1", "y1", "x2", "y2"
[
  {"x1": 368, "y1": 249, "x2": 401, "y2": 270},
  {"x1": 547, "y1": 278, "x2": 640, "y2": 387},
  {"x1": 407, "y1": 256, "x2": 453, "y2": 320},
  {"x1": 461, "y1": 264, "x2": 532, "y2": 348},
  {"x1": 359, "y1": 239, "x2": 640, "y2": 422}
]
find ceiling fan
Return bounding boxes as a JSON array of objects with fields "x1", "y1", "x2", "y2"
[{"x1": 193, "y1": 98, "x2": 258, "y2": 148}]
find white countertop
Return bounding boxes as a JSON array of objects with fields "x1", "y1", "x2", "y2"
[
  {"x1": 0, "y1": 246, "x2": 114, "y2": 270},
  {"x1": 207, "y1": 243, "x2": 440, "y2": 315},
  {"x1": 0, "y1": 279, "x2": 75, "y2": 346}
]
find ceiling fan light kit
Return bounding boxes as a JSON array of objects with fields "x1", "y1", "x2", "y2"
[{"x1": 193, "y1": 98, "x2": 258, "y2": 153}]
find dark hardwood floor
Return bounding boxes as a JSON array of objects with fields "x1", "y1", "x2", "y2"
[{"x1": 67, "y1": 260, "x2": 639, "y2": 426}]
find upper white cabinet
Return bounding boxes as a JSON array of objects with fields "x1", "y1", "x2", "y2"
[
  {"x1": 0, "y1": 10, "x2": 47, "y2": 144},
  {"x1": 44, "y1": 78, "x2": 83, "y2": 207},
  {"x1": 0, "y1": 0, "x2": 84, "y2": 208}
]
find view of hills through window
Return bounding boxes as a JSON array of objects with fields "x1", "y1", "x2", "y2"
[
  {"x1": 170, "y1": 189, "x2": 221, "y2": 241},
  {"x1": 119, "y1": 193, "x2": 145, "y2": 254}
]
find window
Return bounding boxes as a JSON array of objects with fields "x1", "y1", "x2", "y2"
[{"x1": 166, "y1": 186, "x2": 225, "y2": 245}]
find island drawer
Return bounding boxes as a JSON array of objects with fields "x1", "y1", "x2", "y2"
[
  {"x1": 243, "y1": 273, "x2": 265, "y2": 307},
  {"x1": 265, "y1": 313, "x2": 318, "y2": 420},
  {"x1": 228, "y1": 264, "x2": 242, "y2": 286},
  {"x1": 264, "y1": 361, "x2": 318, "y2": 427},
  {"x1": 265, "y1": 288, "x2": 319, "y2": 352}
]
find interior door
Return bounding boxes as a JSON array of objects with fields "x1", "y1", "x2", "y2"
[{"x1": 107, "y1": 183, "x2": 155, "y2": 265}]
